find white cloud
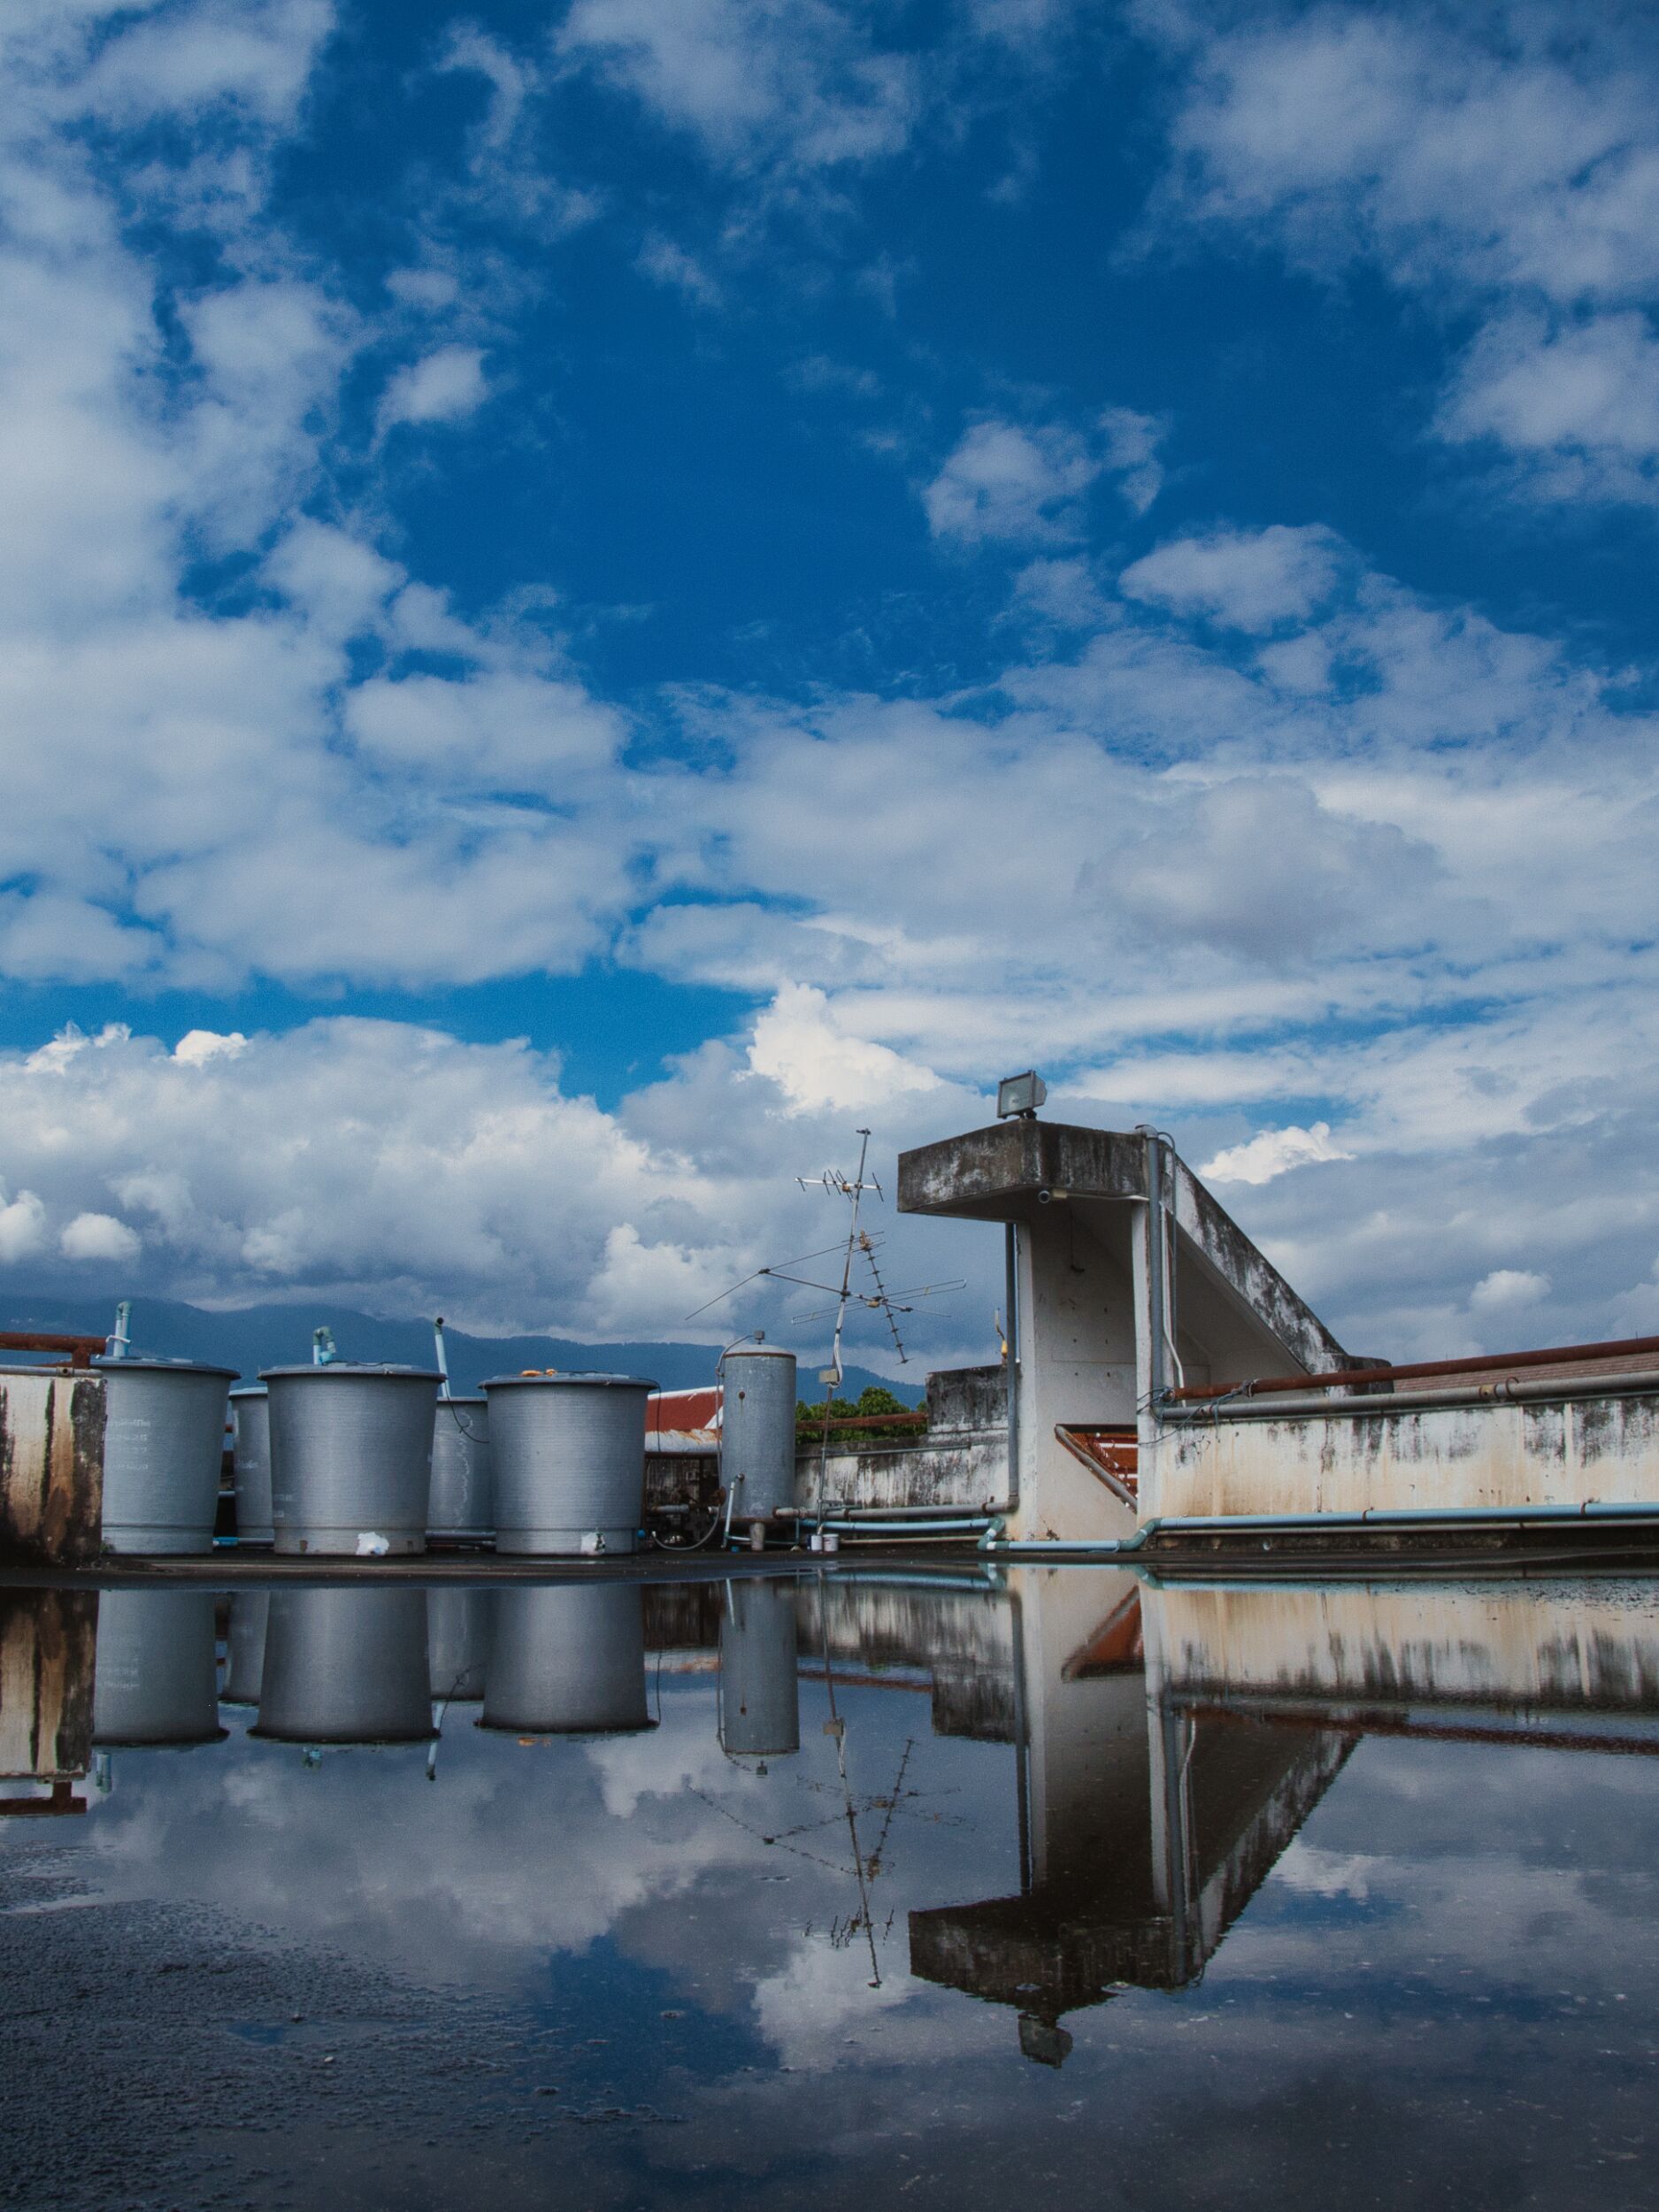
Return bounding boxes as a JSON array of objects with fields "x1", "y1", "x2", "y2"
[
  {"x1": 0, "y1": 1187, "x2": 47, "y2": 1264},
  {"x1": 1149, "y1": 5, "x2": 1659, "y2": 503},
  {"x1": 557, "y1": 0, "x2": 917, "y2": 173},
  {"x1": 636, "y1": 232, "x2": 722, "y2": 306},
  {"x1": 376, "y1": 343, "x2": 489, "y2": 431},
  {"x1": 923, "y1": 418, "x2": 1101, "y2": 544},
  {"x1": 1099, "y1": 405, "x2": 1166, "y2": 514},
  {"x1": 1470, "y1": 1267, "x2": 1550, "y2": 1313},
  {"x1": 1200, "y1": 1122, "x2": 1353, "y2": 1187},
  {"x1": 1120, "y1": 524, "x2": 1345, "y2": 632},
  {"x1": 747, "y1": 984, "x2": 949, "y2": 1117},
  {"x1": 60, "y1": 1210, "x2": 142, "y2": 1263},
  {"x1": 173, "y1": 1029, "x2": 248, "y2": 1065}
]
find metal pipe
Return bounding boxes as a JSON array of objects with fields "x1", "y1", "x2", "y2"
[
  {"x1": 1003, "y1": 1221, "x2": 1021, "y2": 1514},
  {"x1": 433, "y1": 1316, "x2": 450, "y2": 1399},
  {"x1": 1136, "y1": 1125, "x2": 1167, "y2": 1407},
  {"x1": 1149, "y1": 1502, "x2": 1659, "y2": 1532},
  {"x1": 1162, "y1": 1367, "x2": 1659, "y2": 1422},
  {"x1": 108, "y1": 1302, "x2": 131, "y2": 1361},
  {"x1": 777, "y1": 1501, "x2": 1006, "y2": 1521},
  {"x1": 1170, "y1": 1329, "x2": 1659, "y2": 1403}
]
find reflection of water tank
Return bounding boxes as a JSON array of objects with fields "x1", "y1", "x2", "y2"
[
  {"x1": 95, "y1": 1359, "x2": 237, "y2": 1555},
  {"x1": 482, "y1": 1376, "x2": 655, "y2": 1555},
  {"x1": 221, "y1": 1589, "x2": 269, "y2": 1707},
  {"x1": 229, "y1": 1386, "x2": 273, "y2": 1545},
  {"x1": 428, "y1": 1396, "x2": 492, "y2": 1544},
  {"x1": 718, "y1": 1346, "x2": 798, "y2": 1523},
  {"x1": 251, "y1": 1588, "x2": 433, "y2": 1744},
  {"x1": 261, "y1": 1365, "x2": 439, "y2": 1556},
  {"x1": 479, "y1": 1586, "x2": 655, "y2": 1734},
  {"x1": 92, "y1": 1591, "x2": 227, "y2": 1747},
  {"x1": 719, "y1": 1578, "x2": 801, "y2": 1759},
  {"x1": 427, "y1": 1586, "x2": 490, "y2": 1701}
]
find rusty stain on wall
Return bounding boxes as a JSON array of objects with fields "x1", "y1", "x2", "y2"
[
  {"x1": 0, "y1": 1366, "x2": 106, "y2": 1563},
  {"x1": 0, "y1": 1586, "x2": 97, "y2": 1780}
]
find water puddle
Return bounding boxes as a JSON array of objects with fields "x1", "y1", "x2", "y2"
[{"x1": 4, "y1": 1565, "x2": 1659, "y2": 2207}]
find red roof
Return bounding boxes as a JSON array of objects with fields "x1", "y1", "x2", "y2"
[{"x1": 646, "y1": 1386, "x2": 722, "y2": 1440}]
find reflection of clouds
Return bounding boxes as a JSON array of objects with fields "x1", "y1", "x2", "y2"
[{"x1": 1272, "y1": 1841, "x2": 1380, "y2": 1901}]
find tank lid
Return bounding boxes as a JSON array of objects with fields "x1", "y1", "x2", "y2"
[
  {"x1": 718, "y1": 1344, "x2": 798, "y2": 1359},
  {"x1": 480, "y1": 1371, "x2": 657, "y2": 1391},
  {"x1": 435, "y1": 1393, "x2": 488, "y2": 1405},
  {"x1": 228, "y1": 1382, "x2": 268, "y2": 1398},
  {"x1": 257, "y1": 1363, "x2": 443, "y2": 1381},
  {"x1": 93, "y1": 1356, "x2": 240, "y2": 1379}
]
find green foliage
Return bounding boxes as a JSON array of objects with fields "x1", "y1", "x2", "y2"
[{"x1": 795, "y1": 1384, "x2": 919, "y2": 1441}]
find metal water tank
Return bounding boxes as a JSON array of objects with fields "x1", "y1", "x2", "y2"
[
  {"x1": 718, "y1": 1578, "x2": 801, "y2": 1759},
  {"x1": 228, "y1": 1385, "x2": 273, "y2": 1545},
  {"x1": 92, "y1": 1590, "x2": 227, "y2": 1747},
  {"x1": 428, "y1": 1395, "x2": 492, "y2": 1544},
  {"x1": 220, "y1": 1589, "x2": 269, "y2": 1708},
  {"x1": 95, "y1": 1358, "x2": 237, "y2": 1555},
  {"x1": 718, "y1": 1345, "x2": 798, "y2": 1524},
  {"x1": 427, "y1": 1586, "x2": 490, "y2": 1702},
  {"x1": 261, "y1": 1364, "x2": 439, "y2": 1556},
  {"x1": 479, "y1": 1585, "x2": 654, "y2": 1733},
  {"x1": 251, "y1": 1587, "x2": 433, "y2": 1743},
  {"x1": 482, "y1": 1374, "x2": 655, "y2": 1555}
]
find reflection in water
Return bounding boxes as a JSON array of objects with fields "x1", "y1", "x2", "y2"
[
  {"x1": 220, "y1": 1589, "x2": 268, "y2": 1708},
  {"x1": 718, "y1": 1578, "x2": 800, "y2": 1761},
  {"x1": 92, "y1": 1589, "x2": 227, "y2": 1750},
  {"x1": 9, "y1": 1567, "x2": 1659, "y2": 2208},
  {"x1": 479, "y1": 1584, "x2": 654, "y2": 1735},
  {"x1": 251, "y1": 1587, "x2": 432, "y2": 1745}
]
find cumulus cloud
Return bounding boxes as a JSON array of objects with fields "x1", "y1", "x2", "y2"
[
  {"x1": 1120, "y1": 524, "x2": 1345, "y2": 632},
  {"x1": 1200, "y1": 1122, "x2": 1354, "y2": 1187},
  {"x1": 376, "y1": 344, "x2": 489, "y2": 432},
  {"x1": 1470, "y1": 1267, "x2": 1550, "y2": 1313},
  {"x1": 0, "y1": 1187, "x2": 47, "y2": 1264},
  {"x1": 925, "y1": 408, "x2": 1164, "y2": 545},
  {"x1": 60, "y1": 1211, "x2": 142, "y2": 1263},
  {"x1": 1148, "y1": 4, "x2": 1659, "y2": 502}
]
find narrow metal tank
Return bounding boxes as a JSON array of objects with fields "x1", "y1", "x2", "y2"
[
  {"x1": 251, "y1": 1587, "x2": 433, "y2": 1743},
  {"x1": 718, "y1": 1345, "x2": 798, "y2": 1525},
  {"x1": 482, "y1": 1374, "x2": 655, "y2": 1555},
  {"x1": 95, "y1": 1358, "x2": 237, "y2": 1555},
  {"x1": 220, "y1": 1589, "x2": 269, "y2": 1708},
  {"x1": 228, "y1": 1385, "x2": 273, "y2": 1546},
  {"x1": 92, "y1": 1591, "x2": 227, "y2": 1747},
  {"x1": 427, "y1": 1586, "x2": 490, "y2": 1702},
  {"x1": 261, "y1": 1364, "x2": 439, "y2": 1556},
  {"x1": 479, "y1": 1585, "x2": 654, "y2": 1734},
  {"x1": 427, "y1": 1395, "x2": 492, "y2": 1545},
  {"x1": 718, "y1": 1578, "x2": 801, "y2": 1759}
]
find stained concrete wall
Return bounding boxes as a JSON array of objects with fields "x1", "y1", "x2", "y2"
[
  {"x1": 0, "y1": 1367, "x2": 105, "y2": 1564},
  {"x1": 1151, "y1": 1384, "x2": 1659, "y2": 1521}
]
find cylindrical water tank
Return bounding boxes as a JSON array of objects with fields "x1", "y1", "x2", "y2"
[
  {"x1": 228, "y1": 1385, "x2": 273, "y2": 1545},
  {"x1": 482, "y1": 1374, "x2": 655, "y2": 1556},
  {"x1": 428, "y1": 1395, "x2": 492, "y2": 1544},
  {"x1": 479, "y1": 1586, "x2": 654, "y2": 1734},
  {"x1": 718, "y1": 1346, "x2": 798, "y2": 1523},
  {"x1": 92, "y1": 1590, "x2": 227, "y2": 1747},
  {"x1": 251, "y1": 1587, "x2": 433, "y2": 1743},
  {"x1": 95, "y1": 1358, "x2": 237, "y2": 1555},
  {"x1": 427, "y1": 1586, "x2": 490, "y2": 1701},
  {"x1": 261, "y1": 1364, "x2": 439, "y2": 1556},
  {"x1": 718, "y1": 1578, "x2": 801, "y2": 1759},
  {"x1": 221, "y1": 1589, "x2": 269, "y2": 1707}
]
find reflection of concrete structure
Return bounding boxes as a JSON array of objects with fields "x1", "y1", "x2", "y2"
[
  {"x1": 798, "y1": 1575, "x2": 1018, "y2": 1743},
  {"x1": 0, "y1": 1588, "x2": 96, "y2": 1814},
  {"x1": 92, "y1": 1591, "x2": 227, "y2": 1749},
  {"x1": 909, "y1": 1570, "x2": 1350, "y2": 2063},
  {"x1": 1146, "y1": 1577, "x2": 1659, "y2": 1754},
  {"x1": 719, "y1": 1578, "x2": 800, "y2": 1760}
]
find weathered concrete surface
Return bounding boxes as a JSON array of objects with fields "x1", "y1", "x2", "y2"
[
  {"x1": 796, "y1": 1576, "x2": 1018, "y2": 1740},
  {"x1": 1154, "y1": 1386, "x2": 1659, "y2": 1521},
  {"x1": 1144, "y1": 1575, "x2": 1659, "y2": 1717},
  {"x1": 794, "y1": 1364, "x2": 1010, "y2": 1510},
  {"x1": 0, "y1": 1366, "x2": 104, "y2": 1564},
  {"x1": 0, "y1": 1586, "x2": 96, "y2": 1778}
]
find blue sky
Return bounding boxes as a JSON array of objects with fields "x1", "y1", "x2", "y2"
[{"x1": 3, "y1": 0, "x2": 1659, "y2": 1367}]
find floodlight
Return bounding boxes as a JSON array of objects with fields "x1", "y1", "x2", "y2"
[{"x1": 996, "y1": 1071, "x2": 1047, "y2": 1120}]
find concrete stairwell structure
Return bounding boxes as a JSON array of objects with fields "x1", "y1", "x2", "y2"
[{"x1": 898, "y1": 1118, "x2": 1357, "y2": 1541}]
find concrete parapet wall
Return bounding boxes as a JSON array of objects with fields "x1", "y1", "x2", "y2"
[
  {"x1": 793, "y1": 1429, "x2": 1010, "y2": 1512},
  {"x1": 1154, "y1": 1386, "x2": 1659, "y2": 1521}
]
